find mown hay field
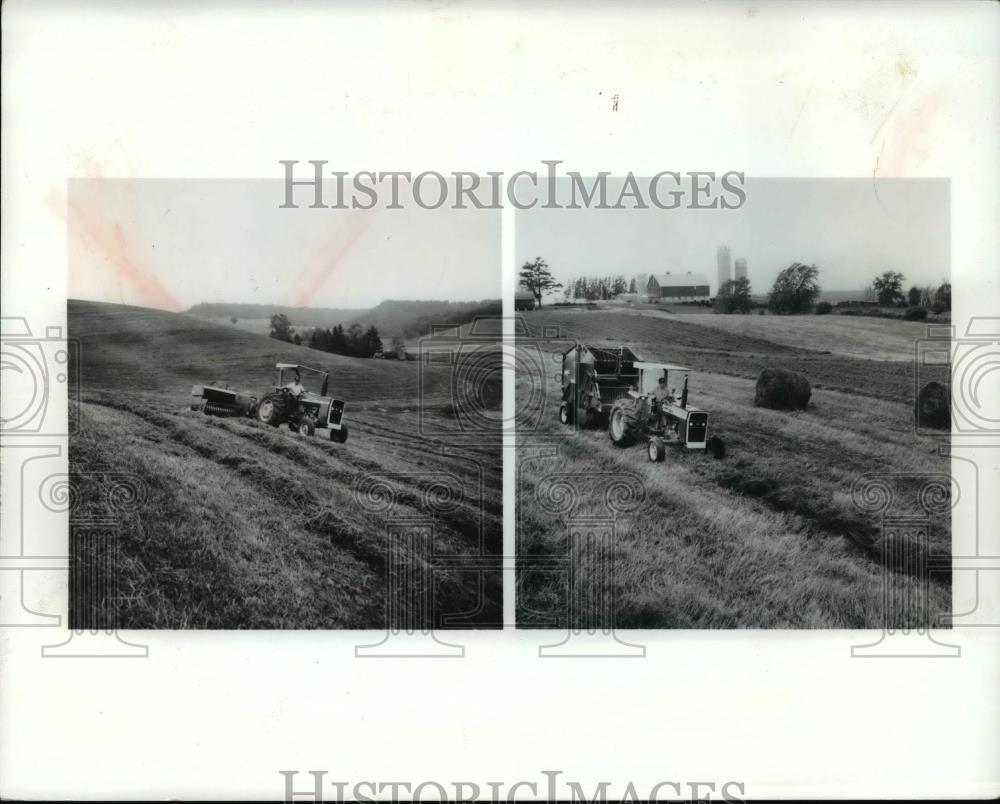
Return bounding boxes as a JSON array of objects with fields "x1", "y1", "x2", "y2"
[
  {"x1": 69, "y1": 300, "x2": 501, "y2": 629},
  {"x1": 519, "y1": 307, "x2": 948, "y2": 402},
  {"x1": 516, "y1": 308, "x2": 951, "y2": 629}
]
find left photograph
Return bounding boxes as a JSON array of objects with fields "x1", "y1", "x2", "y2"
[{"x1": 66, "y1": 178, "x2": 502, "y2": 629}]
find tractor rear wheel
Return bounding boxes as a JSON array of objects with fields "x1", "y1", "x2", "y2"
[
  {"x1": 330, "y1": 425, "x2": 348, "y2": 443},
  {"x1": 608, "y1": 402, "x2": 639, "y2": 447},
  {"x1": 648, "y1": 436, "x2": 666, "y2": 462},
  {"x1": 257, "y1": 393, "x2": 289, "y2": 427},
  {"x1": 298, "y1": 418, "x2": 316, "y2": 437}
]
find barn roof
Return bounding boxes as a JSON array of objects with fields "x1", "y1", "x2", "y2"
[
  {"x1": 514, "y1": 290, "x2": 535, "y2": 300},
  {"x1": 650, "y1": 271, "x2": 711, "y2": 287}
]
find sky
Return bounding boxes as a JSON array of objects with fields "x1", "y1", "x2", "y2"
[
  {"x1": 515, "y1": 178, "x2": 950, "y2": 297},
  {"x1": 67, "y1": 179, "x2": 500, "y2": 312}
]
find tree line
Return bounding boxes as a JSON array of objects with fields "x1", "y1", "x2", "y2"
[
  {"x1": 518, "y1": 254, "x2": 951, "y2": 317},
  {"x1": 714, "y1": 265, "x2": 951, "y2": 316},
  {"x1": 564, "y1": 274, "x2": 629, "y2": 301},
  {"x1": 871, "y1": 271, "x2": 950, "y2": 311},
  {"x1": 269, "y1": 313, "x2": 386, "y2": 358}
]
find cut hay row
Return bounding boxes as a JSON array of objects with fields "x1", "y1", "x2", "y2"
[
  {"x1": 515, "y1": 359, "x2": 950, "y2": 629},
  {"x1": 71, "y1": 391, "x2": 501, "y2": 629}
]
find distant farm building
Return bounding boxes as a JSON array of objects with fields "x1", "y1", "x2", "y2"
[
  {"x1": 514, "y1": 290, "x2": 536, "y2": 311},
  {"x1": 646, "y1": 272, "x2": 711, "y2": 301}
]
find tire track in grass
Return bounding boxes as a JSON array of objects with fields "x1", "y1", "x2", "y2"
[
  {"x1": 84, "y1": 393, "x2": 501, "y2": 625},
  {"x1": 73, "y1": 401, "x2": 382, "y2": 627}
]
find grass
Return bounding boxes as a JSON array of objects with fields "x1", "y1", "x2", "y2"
[
  {"x1": 68, "y1": 299, "x2": 457, "y2": 401},
  {"x1": 517, "y1": 307, "x2": 948, "y2": 401},
  {"x1": 68, "y1": 301, "x2": 501, "y2": 629},
  {"x1": 515, "y1": 313, "x2": 951, "y2": 629},
  {"x1": 598, "y1": 306, "x2": 935, "y2": 361}
]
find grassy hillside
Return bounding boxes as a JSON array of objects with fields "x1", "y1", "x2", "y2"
[
  {"x1": 516, "y1": 309, "x2": 951, "y2": 629},
  {"x1": 70, "y1": 300, "x2": 455, "y2": 401},
  {"x1": 68, "y1": 300, "x2": 501, "y2": 629},
  {"x1": 644, "y1": 309, "x2": 937, "y2": 361},
  {"x1": 187, "y1": 298, "x2": 503, "y2": 341},
  {"x1": 187, "y1": 302, "x2": 365, "y2": 327},
  {"x1": 517, "y1": 307, "x2": 946, "y2": 401}
]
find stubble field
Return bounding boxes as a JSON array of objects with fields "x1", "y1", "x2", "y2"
[
  {"x1": 516, "y1": 307, "x2": 950, "y2": 629},
  {"x1": 69, "y1": 300, "x2": 502, "y2": 629}
]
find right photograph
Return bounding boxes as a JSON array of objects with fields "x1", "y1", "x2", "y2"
[{"x1": 515, "y1": 177, "x2": 953, "y2": 630}]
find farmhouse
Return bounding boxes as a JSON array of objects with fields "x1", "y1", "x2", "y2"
[
  {"x1": 514, "y1": 290, "x2": 536, "y2": 311},
  {"x1": 646, "y1": 271, "x2": 711, "y2": 301}
]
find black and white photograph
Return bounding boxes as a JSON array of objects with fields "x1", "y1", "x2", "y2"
[
  {"x1": 65, "y1": 179, "x2": 502, "y2": 629},
  {"x1": 2, "y1": 2, "x2": 997, "y2": 800},
  {"x1": 516, "y1": 177, "x2": 953, "y2": 629}
]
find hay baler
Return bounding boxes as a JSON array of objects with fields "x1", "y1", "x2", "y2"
[
  {"x1": 189, "y1": 384, "x2": 259, "y2": 418},
  {"x1": 559, "y1": 343, "x2": 641, "y2": 427}
]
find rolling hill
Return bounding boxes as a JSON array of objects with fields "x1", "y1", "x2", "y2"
[
  {"x1": 68, "y1": 300, "x2": 502, "y2": 629},
  {"x1": 517, "y1": 307, "x2": 946, "y2": 401},
  {"x1": 187, "y1": 298, "x2": 503, "y2": 341}
]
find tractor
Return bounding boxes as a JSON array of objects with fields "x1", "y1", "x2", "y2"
[
  {"x1": 190, "y1": 362, "x2": 348, "y2": 442},
  {"x1": 256, "y1": 363, "x2": 348, "y2": 441},
  {"x1": 559, "y1": 343, "x2": 723, "y2": 461}
]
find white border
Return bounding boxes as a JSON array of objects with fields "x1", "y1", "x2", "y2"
[{"x1": 2, "y1": 1, "x2": 998, "y2": 799}]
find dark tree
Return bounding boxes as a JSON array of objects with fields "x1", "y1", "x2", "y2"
[
  {"x1": 907, "y1": 286, "x2": 923, "y2": 307},
  {"x1": 873, "y1": 271, "x2": 906, "y2": 306},
  {"x1": 519, "y1": 257, "x2": 562, "y2": 308},
  {"x1": 767, "y1": 263, "x2": 821, "y2": 314},
  {"x1": 362, "y1": 325, "x2": 383, "y2": 358},
  {"x1": 714, "y1": 277, "x2": 753, "y2": 314},
  {"x1": 269, "y1": 313, "x2": 294, "y2": 342},
  {"x1": 935, "y1": 282, "x2": 951, "y2": 311}
]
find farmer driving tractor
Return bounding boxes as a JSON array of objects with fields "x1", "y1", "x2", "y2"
[
  {"x1": 283, "y1": 369, "x2": 306, "y2": 398},
  {"x1": 654, "y1": 373, "x2": 675, "y2": 404}
]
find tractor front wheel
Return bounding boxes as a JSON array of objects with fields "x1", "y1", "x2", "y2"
[
  {"x1": 330, "y1": 425, "x2": 348, "y2": 444},
  {"x1": 648, "y1": 436, "x2": 666, "y2": 462},
  {"x1": 298, "y1": 418, "x2": 316, "y2": 437},
  {"x1": 608, "y1": 402, "x2": 638, "y2": 447},
  {"x1": 559, "y1": 403, "x2": 572, "y2": 425}
]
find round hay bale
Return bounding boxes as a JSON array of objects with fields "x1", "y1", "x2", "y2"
[
  {"x1": 754, "y1": 368, "x2": 811, "y2": 410},
  {"x1": 916, "y1": 381, "x2": 950, "y2": 430}
]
